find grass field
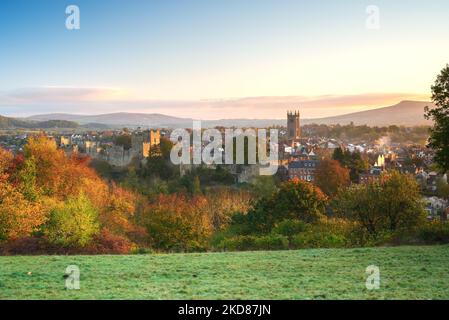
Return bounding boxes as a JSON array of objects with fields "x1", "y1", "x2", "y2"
[{"x1": 0, "y1": 245, "x2": 448, "y2": 299}]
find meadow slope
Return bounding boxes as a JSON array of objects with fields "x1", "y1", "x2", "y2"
[{"x1": 0, "y1": 245, "x2": 448, "y2": 299}]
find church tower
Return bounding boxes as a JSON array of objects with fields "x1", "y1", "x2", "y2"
[{"x1": 287, "y1": 110, "x2": 301, "y2": 141}]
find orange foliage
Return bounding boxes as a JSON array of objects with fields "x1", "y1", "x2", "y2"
[
  {"x1": 21, "y1": 135, "x2": 106, "y2": 201},
  {"x1": 314, "y1": 159, "x2": 350, "y2": 197},
  {"x1": 0, "y1": 148, "x2": 13, "y2": 181},
  {"x1": 0, "y1": 135, "x2": 141, "y2": 249},
  {"x1": 0, "y1": 181, "x2": 46, "y2": 239},
  {"x1": 100, "y1": 184, "x2": 139, "y2": 236}
]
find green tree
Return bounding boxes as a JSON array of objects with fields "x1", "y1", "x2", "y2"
[
  {"x1": 332, "y1": 147, "x2": 345, "y2": 163},
  {"x1": 159, "y1": 137, "x2": 174, "y2": 160},
  {"x1": 145, "y1": 145, "x2": 175, "y2": 180},
  {"x1": 236, "y1": 179, "x2": 328, "y2": 234},
  {"x1": 333, "y1": 171, "x2": 426, "y2": 239},
  {"x1": 425, "y1": 64, "x2": 449, "y2": 173},
  {"x1": 45, "y1": 193, "x2": 100, "y2": 247}
]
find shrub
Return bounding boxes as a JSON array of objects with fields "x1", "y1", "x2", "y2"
[
  {"x1": 217, "y1": 236, "x2": 257, "y2": 251},
  {"x1": 216, "y1": 234, "x2": 289, "y2": 251},
  {"x1": 0, "y1": 230, "x2": 135, "y2": 255},
  {"x1": 132, "y1": 247, "x2": 154, "y2": 255},
  {"x1": 84, "y1": 229, "x2": 135, "y2": 254},
  {"x1": 290, "y1": 218, "x2": 357, "y2": 249},
  {"x1": 417, "y1": 222, "x2": 449, "y2": 243},
  {"x1": 254, "y1": 235, "x2": 289, "y2": 250},
  {"x1": 0, "y1": 237, "x2": 58, "y2": 255},
  {"x1": 291, "y1": 232, "x2": 347, "y2": 249}
]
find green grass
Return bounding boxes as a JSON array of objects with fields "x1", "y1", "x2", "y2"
[{"x1": 0, "y1": 245, "x2": 448, "y2": 299}]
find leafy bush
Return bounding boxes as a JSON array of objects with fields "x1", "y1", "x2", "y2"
[
  {"x1": 254, "y1": 235, "x2": 289, "y2": 250},
  {"x1": 0, "y1": 237, "x2": 58, "y2": 255},
  {"x1": 216, "y1": 234, "x2": 289, "y2": 251},
  {"x1": 84, "y1": 229, "x2": 135, "y2": 254},
  {"x1": 290, "y1": 218, "x2": 357, "y2": 249},
  {"x1": 132, "y1": 247, "x2": 154, "y2": 255},
  {"x1": 218, "y1": 235, "x2": 257, "y2": 251},
  {"x1": 417, "y1": 222, "x2": 449, "y2": 243},
  {"x1": 291, "y1": 232, "x2": 347, "y2": 249},
  {"x1": 0, "y1": 230, "x2": 135, "y2": 255}
]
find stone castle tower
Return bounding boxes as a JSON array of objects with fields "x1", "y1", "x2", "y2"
[
  {"x1": 287, "y1": 110, "x2": 301, "y2": 141},
  {"x1": 131, "y1": 129, "x2": 161, "y2": 158}
]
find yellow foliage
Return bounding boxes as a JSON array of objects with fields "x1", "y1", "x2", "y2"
[{"x1": 0, "y1": 181, "x2": 47, "y2": 239}]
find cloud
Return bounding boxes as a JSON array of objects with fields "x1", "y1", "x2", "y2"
[
  {"x1": 0, "y1": 87, "x2": 130, "y2": 104},
  {"x1": 0, "y1": 87, "x2": 430, "y2": 119}
]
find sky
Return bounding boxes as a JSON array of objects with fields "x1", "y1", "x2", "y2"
[{"x1": 0, "y1": 0, "x2": 448, "y2": 119}]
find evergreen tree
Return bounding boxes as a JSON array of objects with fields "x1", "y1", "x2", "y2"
[{"x1": 425, "y1": 64, "x2": 449, "y2": 173}]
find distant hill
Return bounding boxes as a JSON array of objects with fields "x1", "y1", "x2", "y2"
[
  {"x1": 302, "y1": 101, "x2": 434, "y2": 126},
  {"x1": 23, "y1": 100, "x2": 434, "y2": 128},
  {"x1": 0, "y1": 115, "x2": 79, "y2": 129},
  {"x1": 0, "y1": 115, "x2": 30, "y2": 128},
  {"x1": 26, "y1": 113, "x2": 286, "y2": 128},
  {"x1": 26, "y1": 113, "x2": 194, "y2": 128}
]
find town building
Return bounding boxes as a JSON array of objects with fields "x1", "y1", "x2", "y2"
[{"x1": 288, "y1": 159, "x2": 319, "y2": 182}]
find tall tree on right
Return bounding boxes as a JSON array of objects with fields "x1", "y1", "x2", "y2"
[{"x1": 425, "y1": 64, "x2": 449, "y2": 173}]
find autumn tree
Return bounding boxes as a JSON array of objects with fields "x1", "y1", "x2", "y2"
[
  {"x1": 204, "y1": 188, "x2": 252, "y2": 231},
  {"x1": 0, "y1": 148, "x2": 13, "y2": 181},
  {"x1": 0, "y1": 181, "x2": 46, "y2": 240},
  {"x1": 314, "y1": 159, "x2": 350, "y2": 197},
  {"x1": 425, "y1": 64, "x2": 449, "y2": 173},
  {"x1": 0, "y1": 138, "x2": 142, "y2": 252},
  {"x1": 101, "y1": 185, "x2": 139, "y2": 237},
  {"x1": 138, "y1": 194, "x2": 213, "y2": 251},
  {"x1": 0, "y1": 147, "x2": 47, "y2": 240},
  {"x1": 22, "y1": 134, "x2": 65, "y2": 196}
]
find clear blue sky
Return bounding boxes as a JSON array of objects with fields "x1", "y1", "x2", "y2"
[{"x1": 0, "y1": 0, "x2": 448, "y2": 117}]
